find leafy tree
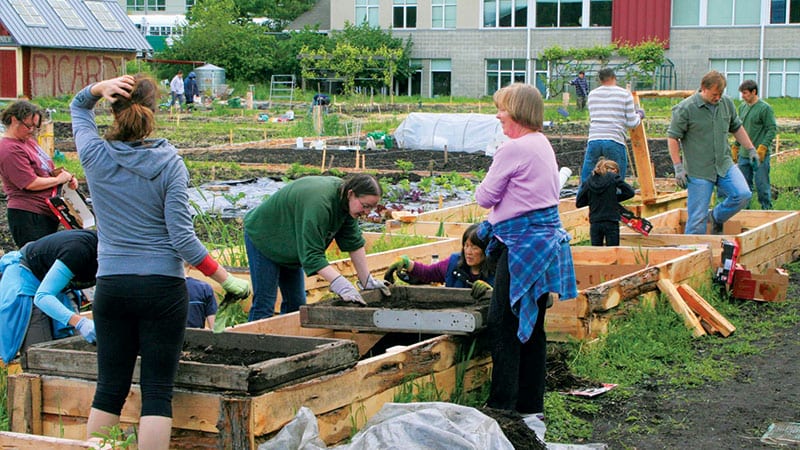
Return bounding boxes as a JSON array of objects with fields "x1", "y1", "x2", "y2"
[
  {"x1": 272, "y1": 26, "x2": 333, "y2": 80},
  {"x1": 298, "y1": 22, "x2": 413, "y2": 94},
  {"x1": 160, "y1": 0, "x2": 276, "y2": 83},
  {"x1": 236, "y1": 0, "x2": 318, "y2": 31},
  {"x1": 541, "y1": 39, "x2": 667, "y2": 96}
]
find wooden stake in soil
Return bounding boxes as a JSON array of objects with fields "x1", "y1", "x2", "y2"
[
  {"x1": 229, "y1": 129, "x2": 233, "y2": 145},
  {"x1": 321, "y1": 146, "x2": 327, "y2": 172},
  {"x1": 361, "y1": 154, "x2": 366, "y2": 170},
  {"x1": 444, "y1": 144, "x2": 448, "y2": 165}
]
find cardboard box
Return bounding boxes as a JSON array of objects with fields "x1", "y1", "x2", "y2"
[{"x1": 731, "y1": 267, "x2": 790, "y2": 302}]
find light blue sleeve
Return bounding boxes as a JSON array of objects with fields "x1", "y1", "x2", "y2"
[{"x1": 33, "y1": 260, "x2": 76, "y2": 325}]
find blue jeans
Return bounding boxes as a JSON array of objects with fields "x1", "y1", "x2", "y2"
[
  {"x1": 685, "y1": 165, "x2": 752, "y2": 235},
  {"x1": 580, "y1": 140, "x2": 628, "y2": 185},
  {"x1": 738, "y1": 155, "x2": 772, "y2": 210},
  {"x1": 245, "y1": 233, "x2": 306, "y2": 321}
]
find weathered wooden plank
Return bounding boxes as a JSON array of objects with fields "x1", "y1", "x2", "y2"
[
  {"x1": 41, "y1": 376, "x2": 222, "y2": 433},
  {"x1": 227, "y1": 314, "x2": 387, "y2": 357},
  {"x1": 0, "y1": 431, "x2": 98, "y2": 449},
  {"x1": 630, "y1": 92, "x2": 657, "y2": 203},
  {"x1": 8, "y1": 373, "x2": 42, "y2": 435},
  {"x1": 217, "y1": 396, "x2": 253, "y2": 450},
  {"x1": 248, "y1": 335, "x2": 464, "y2": 436},
  {"x1": 657, "y1": 279, "x2": 706, "y2": 337},
  {"x1": 677, "y1": 284, "x2": 736, "y2": 337}
]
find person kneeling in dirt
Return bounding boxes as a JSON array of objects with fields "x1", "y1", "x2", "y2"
[
  {"x1": 244, "y1": 174, "x2": 391, "y2": 320},
  {"x1": 0, "y1": 229, "x2": 98, "y2": 364},
  {"x1": 385, "y1": 223, "x2": 494, "y2": 299}
]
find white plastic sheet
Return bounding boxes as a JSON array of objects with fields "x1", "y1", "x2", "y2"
[
  {"x1": 260, "y1": 402, "x2": 514, "y2": 450},
  {"x1": 393, "y1": 113, "x2": 507, "y2": 154}
]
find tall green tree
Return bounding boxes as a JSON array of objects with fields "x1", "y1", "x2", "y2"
[{"x1": 161, "y1": 0, "x2": 276, "y2": 83}]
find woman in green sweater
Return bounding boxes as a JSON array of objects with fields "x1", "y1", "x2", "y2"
[{"x1": 244, "y1": 174, "x2": 390, "y2": 320}]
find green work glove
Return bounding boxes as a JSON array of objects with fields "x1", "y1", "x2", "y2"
[
  {"x1": 747, "y1": 147, "x2": 759, "y2": 170},
  {"x1": 673, "y1": 162, "x2": 688, "y2": 189},
  {"x1": 388, "y1": 255, "x2": 411, "y2": 272},
  {"x1": 470, "y1": 280, "x2": 492, "y2": 299},
  {"x1": 221, "y1": 275, "x2": 251, "y2": 299}
]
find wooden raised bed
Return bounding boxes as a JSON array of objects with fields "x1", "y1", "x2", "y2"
[
  {"x1": 300, "y1": 285, "x2": 489, "y2": 334},
  {"x1": 546, "y1": 245, "x2": 713, "y2": 341},
  {"x1": 8, "y1": 314, "x2": 491, "y2": 449},
  {"x1": 619, "y1": 209, "x2": 800, "y2": 272},
  {"x1": 21, "y1": 329, "x2": 358, "y2": 395}
]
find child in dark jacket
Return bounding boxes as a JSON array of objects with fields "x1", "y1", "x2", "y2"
[{"x1": 576, "y1": 158, "x2": 635, "y2": 246}]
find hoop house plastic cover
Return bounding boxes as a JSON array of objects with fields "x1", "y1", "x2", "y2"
[{"x1": 393, "y1": 113, "x2": 508, "y2": 155}]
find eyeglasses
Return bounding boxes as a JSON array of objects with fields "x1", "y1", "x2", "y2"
[{"x1": 17, "y1": 116, "x2": 41, "y2": 130}]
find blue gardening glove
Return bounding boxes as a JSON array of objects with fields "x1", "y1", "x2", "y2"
[
  {"x1": 330, "y1": 276, "x2": 366, "y2": 305},
  {"x1": 673, "y1": 162, "x2": 688, "y2": 189},
  {"x1": 75, "y1": 317, "x2": 96, "y2": 343},
  {"x1": 357, "y1": 274, "x2": 392, "y2": 297},
  {"x1": 635, "y1": 109, "x2": 645, "y2": 119},
  {"x1": 747, "y1": 147, "x2": 759, "y2": 170},
  {"x1": 221, "y1": 275, "x2": 251, "y2": 299},
  {"x1": 470, "y1": 280, "x2": 492, "y2": 299}
]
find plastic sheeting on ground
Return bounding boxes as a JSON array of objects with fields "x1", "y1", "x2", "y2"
[
  {"x1": 259, "y1": 402, "x2": 514, "y2": 450},
  {"x1": 392, "y1": 113, "x2": 507, "y2": 154}
]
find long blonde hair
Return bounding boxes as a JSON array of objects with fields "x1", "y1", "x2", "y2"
[{"x1": 592, "y1": 157, "x2": 619, "y2": 176}]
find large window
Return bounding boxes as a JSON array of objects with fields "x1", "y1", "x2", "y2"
[
  {"x1": 672, "y1": 0, "x2": 760, "y2": 26},
  {"x1": 767, "y1": 59, "x2": 800, "y2": 97},
  {"x1": 393, "y1": 0, "x2": 417, "y2": 28},
  {"x1": 486, "y1": 59, "x2": 527, "y2": 95},
  {"x1": 356, "y1": 0, "x2": 379, "y2": 27},
  {"x1": 432, "y1": 0, "x2": 457, "y2": 29},
  {"x1": 484, "y1": 0, "x2": 528, "y2": 28},
  {"x1": 771, "y1": 0, "x2": 800, "y2": 23},
  {"x1": 127, "y1": 0, "x2": 166, "y2": 13},
  {"x1": 535, "y1": 0, "x2": 611, "y2": 28},
  {"x1": 431, "y1": 59, "x2": 452, "y2": 97},
  {"x1": 710, "y1": 59, "x2": 759, "y2": 97}
]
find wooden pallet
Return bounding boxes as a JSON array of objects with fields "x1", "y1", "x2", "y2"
[{"x1": 620, "y1": 209, "x2": 800, "y2": 272}]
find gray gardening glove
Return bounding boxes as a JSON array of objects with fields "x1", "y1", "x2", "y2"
[
  {"x1": 673, "y1": 162, "x2": 688, "y2": 189},
  {"x1": 747, "y1": 147, "x2": 759, "y2": 171},
  {"x1": 357, "y1": 274, "x2": 392, "y2": 297},
  {"x1": 330, "y1": 275, "x2": 366, "y2": 306}
]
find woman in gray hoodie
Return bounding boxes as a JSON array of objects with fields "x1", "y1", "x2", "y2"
[{"x1": 71, "y1": 74, "x2": 250, "y2": 449}]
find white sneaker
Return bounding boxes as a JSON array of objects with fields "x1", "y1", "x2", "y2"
[{"x1": 522, "y1": 412, "x2": 546, "y2": 442}]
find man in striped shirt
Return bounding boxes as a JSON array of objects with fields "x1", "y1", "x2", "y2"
[{"x1": 578, "y1": 68, "x2": 643, "y2": 190}]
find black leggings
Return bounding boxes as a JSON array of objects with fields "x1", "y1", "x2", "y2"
[
  {"x1": 91, "y1": 275, "x2": 188, "y2": 418},
  {"x1": 486, "y1": 246, "x2": 549, "y2": 414}
]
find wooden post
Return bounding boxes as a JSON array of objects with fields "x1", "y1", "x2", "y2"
[
  {"x1": 562, "y1": 92, "x2": 570, "y2": 109},
  {"x1": 362, "y1": 154, "x2": 366, "y2": 170},
  {"x1": 216, "y1": 396, "x2": 254, "y2": 450},
  {"x1": 321, "y1": 146, "x2": 327, "y2": 172},
  {"x1": 629, "y1": 92, "x2": 657, "y2": 204},
  {"x1": 8, "y1": 373, "x2": 43, "y2": 435},
  {"x1": 355, "y1": 148, "x2": 360, "y2": 169},
  {"x1": 444, "y1": 144, "x2": 448, "y2": 165},
  {"x1": 229, "y1": 129, "x2": 233, "y2": 144},
  {"x1": 313, "y1": 105, "x2": 323, "y2": 135},
  {"x1": 37, "y1": 121, "x2": 55, "y2": 158}
]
